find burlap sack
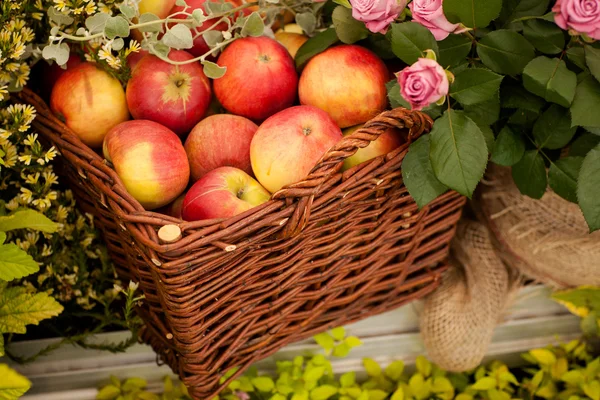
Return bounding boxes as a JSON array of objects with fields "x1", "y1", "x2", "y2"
[
  {"x1": 420, "y1": 220, "x2": 517, "y2": 371},
  {"x1": 477, "y1": 165, "x2": 600, "y2": 288}
]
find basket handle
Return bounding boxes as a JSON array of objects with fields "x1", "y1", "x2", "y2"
[{"x1": 271, "y1": 107, "x2": 433, "y2": 239}]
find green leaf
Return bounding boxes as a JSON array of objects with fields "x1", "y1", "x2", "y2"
[
  {"x1": 562, "y1": 370, "x2": 585, "y2": 385},
  {"x1": 571, "y1": 75, "x2": 600, "y2": 128},
  {"x1": 85, "y1": 12, "x2": 110, "y2": 34},
  {"x1": 48, "y1": 6, "x2": 74, "y2": 25},
  {"x1": 310, "y1": 385, "x2": 338, "y2": 400},
  {"x1": 105, "y1": 15, "x2": 130, "y2": 39},
  {"x1": 345, "y1": 336, "x2": 362, "y2": 348},
  {"x1": 429, "y1": 110, "x2": 488, "y2": 197},
  {"x1": 42, "y1": 43, "x2": 70, "y2": 67},
  {"x1": 303, "y1": 366, "x2": 325, "y2": 382},
  {"x1": 0, "y1": 232, "x2": 4, "y2": 246},
  {"x1": 548, "y1": 157, "x2": 583, "y2": 203},
  {"x1": 567, "y1": 46, "x2": 587, "y2": 70},
  {"x1": 0, "y1": 209, "x2": 57, "y2": 233},
  {"x1": 112, "y1": 38, "x2": 124, "y2": 51},
  {"x1": 122, "y1": 378, "x2": 147, "y2": 392},
  {"x1": 442, "y1": 0, "x2": 502, "y2": 28},
  {"x1": 202, "y1": 61, "x2": 227, "y2": 79},
  {"x1": 438, "y1": 35, "x2": 473, "y2": 68},
  {"x1": 463, "y1": 96, "x2": 500, "y2": 125},
  {"x1": 479, "y1": 124, "x2": 495, "y2": 152},
  {"x1": 512, "y1": 150, "x2": 547, "y2": 199},
  {"x1": 402, "y1": 135, "x2": 448, "y2": 208},
  {"x1": 314, "y1": 332, "x2": 335, "y2": 351},
  {"x1": 390, "y1": 22, "x2": 439, "y2": 65},
  {"x1": 583, "y1": 380, "x2": 600, "y2": 400},
  {"x1": 523, "y1": 57, "x2": 577, "y2": 107},
  {"x1": 0, "y1": 287, "x2": 63, "y2": 334},
  {"x1": 533, "y1": 105, "x2": 577, "y2": 149},
  {"x1": 241, "y1": 12, "x2": 264, "y2": 37},
  {"x1": 0, "y1": 334, "x2": 4, "y2": 357},
  {"x1": 137, "y1": 13, "x2": 162, "y2": 33},
  {"x1": 192, "y1": 9, "x2": 207, "y2": 25},
  {"x1": 96, "y1": 384, "x2": 121, "y2": 400},
  {"x1": 409, "y1": 373, "x2": 429, "y2": 398},
  {"x1": 331, "y1": 6, "x2": 368, "y2": 44},
  {"x1": 581, "y1": 312, "x2": 599, "y2": 337},
  {"x1": 333, "y1": 0, "x2": 352, "y2": 7},
  {"x1": 119, "y1": 4, "x2": 136, "y2": 19},
  {"x1": 296, "y1": 12, "x2": 317, "y2": 35},
  {"x1": 0, "y1": 364, "x2": 31, "y2": 400},
  {"x1": 471, "y1": 377, "x2": 497, "y2": 390},
  {"x1": 252, "y1": 377, "x2": 275, "y2": 392},
  {"x1": 450, "y1": 68, "x2": 503, "y2": 106},
  {"x1": 508, "y1": 108, "x2": 538, "y2": 126},
  {"x1": 385, "y1": 360, "x2": 405, "y2": 381},
  {"x1": 391, "y1": 388, "x2": 404, "y2": 400},
  {"x1": 497, "y1": 0, "x2": 550, "y2": 27},
  {"x1": 570, "y1": 133, "x2": 600, "y2": 157},
  {"x1": 491, "y1": 126, "x2": 525, "y2": 166},
  {"x1": 367, "y1": 389, "x2": 388, "y2": 400},
  {"x1": 330, "y1": 327, "x2": 345, "y2": 341},
  {"x1": 295, "y1": 28, "x2": 339, "y2": 69},
  {"x1": 363, "y1": 358, "x2": 382, "y2": 377},
  {"x1": 203, "y1": 31, "x2": 223, "y2": 48},
  {"x1": 530, "y1": 348, "x2": 557, "y2": 365},
  {"x1": 523, "y1": 20, "x2": 565, "y2": 54},
  {"x1": 340, "y1": 372, "x2": 355, "y2": 387},
  {"x1": 477, "y1": 30, "x2": 536, "y2": 75},
  {"x1": 332, "y1": 342, "x2": 351, "y2": 357},
  {"x1": 161, "y1": 24, "x2": 193, "y2": 50},
  {"x1": 0, "y1": 244, "x2": 39, "y2": 281},
  {"x1": 416, "y1": 356, "x2": 432, "y2": 377},
  {"x1": 502, "y1": 84, "x2": 545, "y2": 113},
  {"x1": 577, "y1": 144, "x2": 600, "y2": 231}
]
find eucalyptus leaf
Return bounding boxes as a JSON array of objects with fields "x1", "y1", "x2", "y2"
[
  {"x1": 476, "y1": 30, "x2": 536, "y2": 75},
  {"x1": 332, "y1": 6, "x2": 368, "y2": 44},
  {"x1": 112, "y1": 37, "x2": 124, "y2": 51},
  {"x1": 548, "y1": 157, "x2": 583, "y2": 203},
  {"x1": 512, "y1": 150, "x2": 547, "y2": 199},
  {"x1": 241, "y1": 12, "x2": 264, "y2": 37},
  {"x1": 450, "y1": 68, "x2": 503, "y2": 106},
  {"x1": 192, "y1": 9, "x2": 207, "y2": 25},
  {"x1": 571, "y1": 75, "x2": 600, "y2": 128},
  {"x1": 41, "y1": 43, "x2": 70, "y2": 66},
  {"x1": 523, "y1": 56, "x2": 577, "y2": 108},
  {"x1": 442, "y1": 0, "x2": 502, "y2": 29},
  {"x1": 577, "y1": 144, "x2": 600, "y2": 231},
  {"x1": 523, "y1": 19, "x2": 565, "y2": 54},
  {"x1": 137, "y1": 12, "x2": 162, "y2": 33},
  {"x1": 176, "y1": 0, "x2": 188, "y2": 6},
  {"x1": 206, "y1": 1, "x2": 233, "y2": 14},
  {"x1": 390, "y1": 22, "x2": 438, "y2": 65},
  {"x1": 162, "y1": 24, "x2": 194, "y2": 50},
  {"x1": 402, "y1": 135, "x2": 449, "y2": 209},
  {"x1": 584, "y1": 45, "x2": 600, "y2": 83},
  {"x1": 438, "y1": 35, "x2": 473, "y2": 68},
  {"x1": 105, "y1": 15, "x2": 130, "y2": 39},
  {"x1": 429, "y1": 110, "x2": 488, "y2": 197},
  {"x1": 48, "y1": 6, "x2": 74, "y2": 25},
  {"x1": 85, "y1": 12, "x2": 110, "y2": 34},
  {"x1": 296, "y1": 12, "x2": 317, "y2": 35},
  {"x1": 152, "y1": 42, "x2": 171, "y2": 58},
  {"x1": 119, "y1": 4, "x2": 136, "y2": 19},
  {"x1": 203, "y1": 30, "x2": 223, "y2": 48},
  {"x1": 202, "y1": 61, "x2": 227, "y2": 79},
  {"x1": 491, "y1": 126, "x2": 525, "y2": 166}
]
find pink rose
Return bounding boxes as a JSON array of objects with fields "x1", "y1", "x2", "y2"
[
  {"x1": 398, "y1": 58, "x2": 449, "y2": 110},
  {"x1": 350, "y1": 0, "x2": 407, "y2": 34},
  {"x1": 409, "y1": 0, "x2": 460, "y2": 40},
  {"x1": 553, "y1": 0, "x2": 600, "y2": 40}
]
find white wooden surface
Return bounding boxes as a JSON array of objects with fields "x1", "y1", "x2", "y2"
[{"x1": 3, "y1": 285, "x2": 579, "y2": 399}]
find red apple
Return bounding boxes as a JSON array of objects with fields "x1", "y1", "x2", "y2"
[
  {"x1": 299, "y1": 45, "x2": 389, "y2": 128},
  {"x1": 250, "y1": 105, "x2": 343, "y2": 193},
  {"x1": 214, "y1": 36, "x2": 298, "y2": 121},
  {"x1": 50, "y1": 63, "x2": 129, "y2": 148},
  {"x1": 126, "y1": 50, "x2": 212, "y2": 136},
  {"x1": 126, "y1": 48, "x2": 150, "y2": 71},
  {"x1": 103, "y1": 120, "x2": 190, "y2": 210},
  {"x1": 157, "y1": 193, "x2": 186, "y2": 219},
  {"x1": 341, "y1": 124, "x2": 406, "y2": 171},
  {"x1": 35, "y1": 53, "x2": 84, "y2": 101},
  {"x1": 184, "y1": 114, "x2": 258, "y2": 182},
  {"x1": 182, "y1": 166, "x2": 270, "y2": 221}
]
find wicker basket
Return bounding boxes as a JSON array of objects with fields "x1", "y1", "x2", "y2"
[{"x1": 18, "y1": 87, "x2": 465, "y2": 399}]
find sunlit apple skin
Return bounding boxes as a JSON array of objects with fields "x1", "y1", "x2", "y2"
[
  {"x1": 126, "y1": 48, "x2": 150, "y2": 71},
  {"x1": 182, "y1": 166, "x2": 270, "y2": 221},
  {"x1": 126, "y1": 50, "x2": 212, "y2": 136},
  {"x1": 341, "y1": 125, "x2": 406, "y2": 171},
  {"x1": 214, "y1": 36, "x2": 298, "y2": 122},
  {"x1": 103, "y1": 120, "x2": 190, "y2": 210},
  {"x1": 274, "y1": 31, "x2": 308, "y2": 59},
  {"x1": 50, "y1": 63, "x2": 129, "y2": 148},
  {"x1": 184, "y1": 114, "x2": 258, "y2": 182},
  {"x1": 250, "y1": 105, "x2": 343, "y2": 193},
  {"x1": 299, "y1": 44, "x2": 389, "y2": 128}
]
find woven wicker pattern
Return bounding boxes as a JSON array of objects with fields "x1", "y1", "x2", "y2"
[{"x1": 18, "y1": 87, "x2": 465, "y2": 399}]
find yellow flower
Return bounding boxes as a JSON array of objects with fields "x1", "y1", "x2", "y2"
[
  {"x1": 43, "y1": 171, "x2": 59, "y2": 186},
  {"x1": 18, "y1": 154, "x2": 32, "y2": 165},
  {"x1": 56, "y1": 205, "x2": 69, "y2": 221},
  {"x1": 73, "y1": 6, "x2": 84, "y2": 14},
  {"x1": 23, "y1": 133, "x2": 38, "y2": 146},
  {"x1": 5, "y1": 198, "x2": 19, "y2": 211},
  {"x1": 20, "y1": 187, "x2": 33, "y2": 203},
  {"x1": 16, "y1": 239, "x2": 31, "y2": 251},
  {"x1": 45, "y1": 146, "x2": 58, "y2": 162},
  {"x1": 54, "y1": 0, "x2": 68, "y2": 12},
  {"x1": 85, "y1": 2, "x2": 97, "y2": 14},
  {"x1": 1, "y1": 144, "x2": 17, "y2": 167},
  {"x1": 41, "y1": 244, "x2": 53, "y2": 257},
  {"x1": 125, "y1": 40, "x2": 141, "y2": 57},
  {"x1": 33, "y1": 197, "x2": 51, "y2": 210},
  {"x1": 37, "y1": 157, "x2": 46, "y2": 165},
  {"x1": 5, "y1": 63, "x2": 19, "y2": 72},
  {"x1": 23, "y1": 172, "x2": 40, "y2": 185},
  {"x1": 46, "y1": 191, "x2": 58, "y2": 201},
  {"x1": 25, "y1": 232, "x2": 39, "y2": 245}
]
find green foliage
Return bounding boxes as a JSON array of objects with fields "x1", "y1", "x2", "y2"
[
  {"x1": 0, "y1": 363, "x2": 31, "y2": 400},
  {"x1": 332, "y1": 6, "x2": 368, "y2": 44},
  {"x1": 97, "y1": 375, "x2": 191, "y2": 400},
  {"x1": 389, "y1": 22, "x2": 439, "y2": 65},
  {"x1": 552, "y1": 286, "x2": 600, "y2": 340}
]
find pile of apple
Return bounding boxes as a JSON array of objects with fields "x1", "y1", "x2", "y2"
[{"x1": 47, "y1": 1, "x2": 403, "y2": 222}]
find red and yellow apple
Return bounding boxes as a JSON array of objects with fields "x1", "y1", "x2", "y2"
[
  {"x1": 274, "y1": 31, "x2": 308, "y2": 59},
  {"x1": 131, "y1": 0, "x2": 177, "y2": 41},
  {"x1": 250, "y1": 105, "x2": 343, "y2": 193},
  {"x1": 158, "y1": 193, "x2": 186, "y2": 219},
  {"x1": 342, "y1": 125, "x2": 406, "y2": 170},
  {"x1": 126, "y1": 50, "x2": 212, "y2": 136},
  {"x1": 126, "y1": 48, "x2": 150, "y2": 71},
  {"x1": 50, "y1": 63, "x2": 129, "y2": 148},
  {"x1": 214, "y1": 36, "x2": 298, "y2": 122},
  {"x1": 299, "y1": 44, "x2": 389, "y2": 128},
  {"x1": 36, "y1": 53, "x2": 84, "y2": 101},
  {"x1": 182, "y1": 166, "x2": 270, "y2": 221},
  {"x1": 184, "y1": 114, "x2": 258, "y2": 182},
  {"x1": 103, "y1": 120, "x2": 190, "y2": 210}
]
